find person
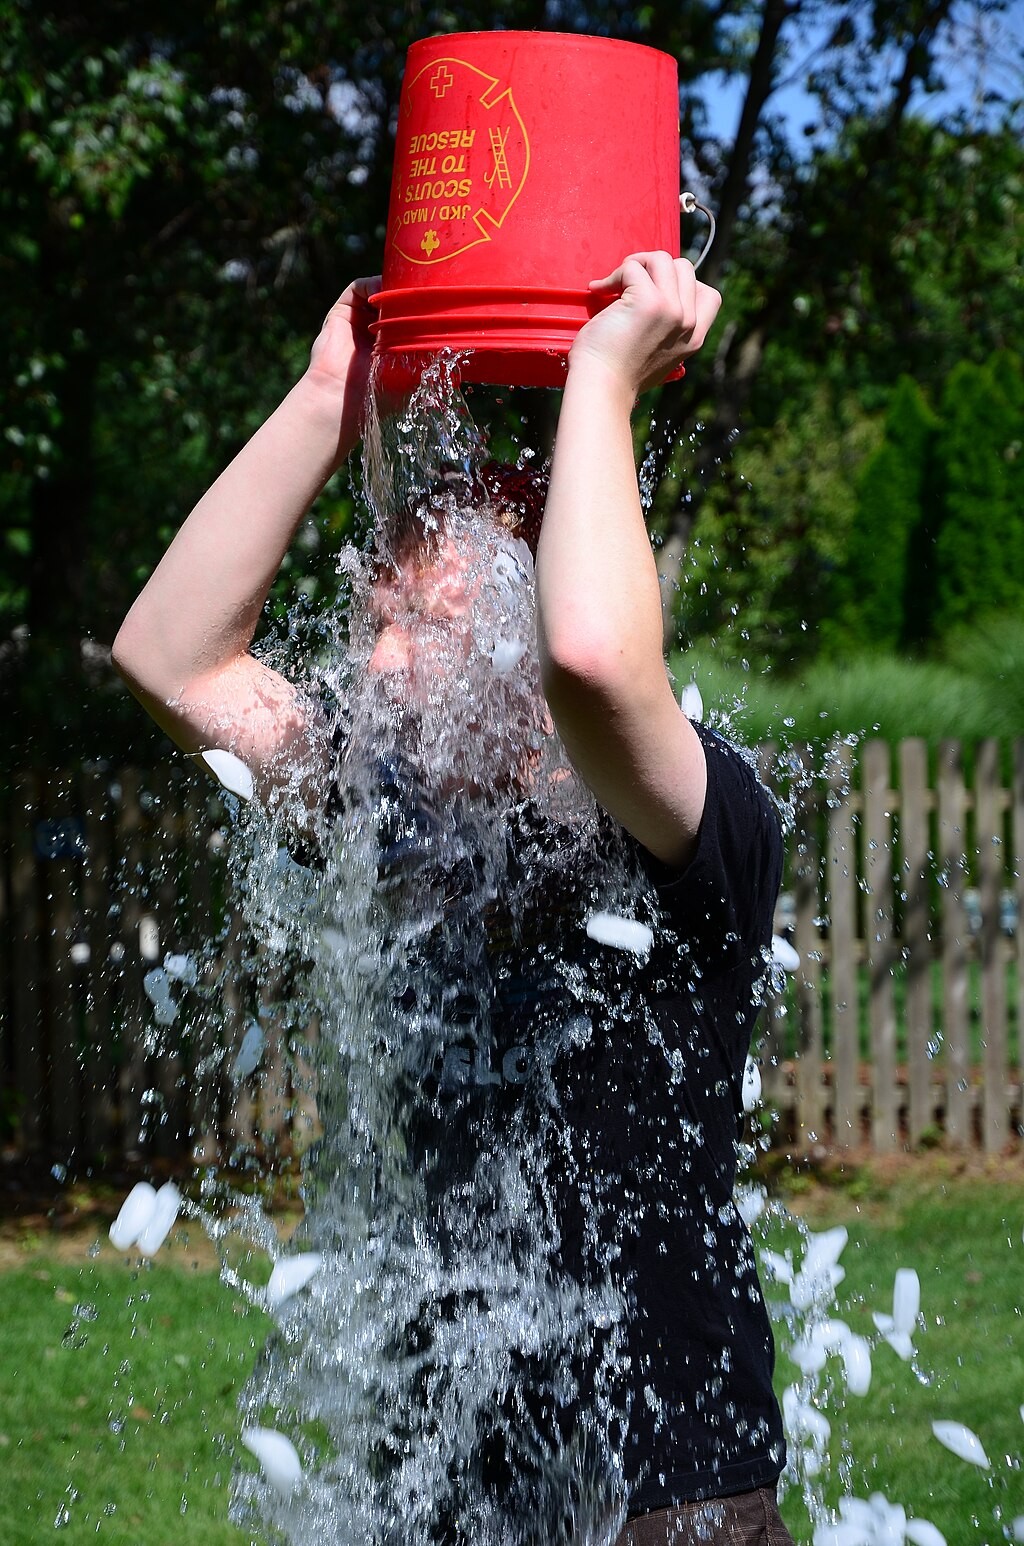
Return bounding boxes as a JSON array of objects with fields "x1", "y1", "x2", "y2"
[{"x1": 112, "y1": 253, "x2": 794, "y2": 1546}]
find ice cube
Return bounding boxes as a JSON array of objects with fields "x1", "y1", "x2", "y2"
[
  {"x1": 771, "y1": 934, "x2": 801, "y2": 973},
  {"x1": 679, "y1": 681, "x2": 704, "y2": 722},
  {"x1": 892, "y1": 1267, "x2": 920, "y2": 1335},
  {"x1": 142, "y1": 967, "x2": 177, "y2": 1026},
  {"x1": 905, "y1": 1519, "x2": 947, "y2": 1546},
  {"x1": 163, "y1": 953, "x2": 198, "y2": 985},
  {"x1": 240, "y1": 1425, "x2": 302, "y2": 1495},
  {"x1": 585, "y1": 912, "x2": 654, "y2": 956},
  {"x1": 489, "y1": 638, "x2": 527, "y2": 674},
  {"x1": 136, "y1": 1181, "x2": 181, "y2": 1257},
  {"x1": 265, "y1": 1253, "x2": 323, "y2": 1311},
  {"x1": 232, "y1": 1021, "x2": 265, "y2": 1082},
  {"x1": 931, "y1": 1420, "x2": 989, "y2": 1467},
  {"x1": 201, "y1": 748, "x2": 255, "y2": 801},
  {"x1": 109, "y1": 1182, "x2": 158, "y2": 1251},
  {"x1": 741, "y1": 1056, "x2": 762, "y2": 1112}
]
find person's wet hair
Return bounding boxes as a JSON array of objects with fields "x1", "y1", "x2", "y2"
[{"x1": 378, "y1": 460, "x2": 548, "y2": 573}]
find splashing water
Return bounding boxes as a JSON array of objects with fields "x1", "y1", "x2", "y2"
[{"x1": 211, "y1": 355, "x2": 667, "y2": 1546}]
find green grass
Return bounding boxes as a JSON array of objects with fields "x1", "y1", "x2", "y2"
[
  {"x1": 768, "y1": 1168, "x2": 1024, "y2": 1544},
  {"x1": 2, "y1": 1170, "x2": 1022, "y2": 1545},
  {"x1": 0, "y1": 1248, "x2": 265, "y2": 1545}
]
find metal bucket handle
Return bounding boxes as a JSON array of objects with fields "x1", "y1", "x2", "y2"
[{"x1": 681, "y1": 191, "x2": 716, "y2": 271}]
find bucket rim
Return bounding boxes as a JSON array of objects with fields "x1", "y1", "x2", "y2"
[
  {"x1": 404, "y1": 30, "x2": 679, "y2": 64},
  {"x1": 370, "y1": 284, "x2": 596, "y2": 307}
]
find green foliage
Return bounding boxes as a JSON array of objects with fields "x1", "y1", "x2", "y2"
[
  {"x1": 678, "y1": 388, "x2": 880, "y2": 668},
  {"x1": 835, "y1": 377, "x2": 939, "y2": 652},
  {"x1": 930, "y1": 352, "x2": 1024, "y2": 635},
  {"x1": 671, "y1": 643, "x2": 1016, "y2": 750}
]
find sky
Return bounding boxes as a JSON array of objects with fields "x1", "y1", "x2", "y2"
[{"x1": 697, "y1": 0, "x2": 1024, "y2": 149}]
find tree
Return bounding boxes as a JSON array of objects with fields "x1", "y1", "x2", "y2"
[
  {"x1": 930, "y1": 352, "x2": 1024, "y2": 635},
  {"x1": 835, "y1": 377, "x2": 938, "y2": 653}
]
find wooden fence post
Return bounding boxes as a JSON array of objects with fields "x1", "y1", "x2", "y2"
[
  {"x1": 792, "y1": 745, "x2": 825, "y2": 1146},
  {"x1": 976, "y1": 739, "x2": 1009, "y2": 1153},
  {"x1": 864, "y1": 741, "x2": 898, "y2": 1152},
  {"x1": 899, "y1": 738, "x2": 934, "y2": 1145},
  {"x1": 826, "y1": 740, "x2": 859, "y2": 1146},
  {"x1": 938, "y1": 740, "x2": 971, "y2": 1145}
]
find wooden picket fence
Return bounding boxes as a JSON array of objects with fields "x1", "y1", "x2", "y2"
[{"x1": 1, "y1": 740, "x2": 1022, "y2": 1167}]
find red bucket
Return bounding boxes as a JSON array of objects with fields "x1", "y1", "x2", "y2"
[{"x1": 371, "y1": 31, "x2": 682, "y2": 389}]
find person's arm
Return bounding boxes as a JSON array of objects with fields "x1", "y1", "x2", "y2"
[
  {"x1": 111, "y1": 276, "x2": 380, "y2": 801},
  {"x1": 535, "y1": 253, "x2": 721, "y2": 867}
]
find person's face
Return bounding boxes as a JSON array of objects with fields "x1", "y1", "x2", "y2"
[
  {"x1": 361, "y1": 523, "x2": 550, "y2": 797},
  {"x1": 366, "y1": 532, "x2": 482, "y2": 690}
]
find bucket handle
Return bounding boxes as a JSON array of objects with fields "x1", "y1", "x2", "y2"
[{"x1": 680, "y1": 192, "x2": 716, "y2": 272}]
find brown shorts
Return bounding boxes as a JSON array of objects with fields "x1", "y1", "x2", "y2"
[{"x1": 614, "y1": 1486, "x2": 796, "y2": 1546}]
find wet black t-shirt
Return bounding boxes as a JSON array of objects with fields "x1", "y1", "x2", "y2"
[{"x1": 403, "y1": 723, "x2": 786, "y2": 1515}]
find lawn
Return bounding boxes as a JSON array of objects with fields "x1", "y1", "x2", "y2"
[{"x1": 1, "y1": 1162, "x2": 1021, "y2": 1545}]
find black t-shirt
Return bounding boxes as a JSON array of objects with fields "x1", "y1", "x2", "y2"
[{"x1": 395, "y1": 722, "x2": 786, "y2": 1517}]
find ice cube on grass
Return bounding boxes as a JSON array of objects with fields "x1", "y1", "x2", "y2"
[
  {"x1": 232, "y1": 1021, "x2": 265, "y2": 1082},
  {"x1": 585, "y1": 912, "x2": 654, "y2": 956},
  {"x1": 265, "y1": 1253, "x2": 323, "y2": 1311},
  {"x1": 201, "y1": 748, "x2": 255, "y2": 801},
  {"x1": 135, "y1": 1181, "x2": 181, "y2": 1257},
  {"x1": 930, "y1": 1419, "x2": 989, "y2": 1468},
  {"x1": 109, "y1": 1182, "x2": 158, "y2": 1251},
  {"x1": 240, "y1": 1426, "x2": 303, "y2": 1495}
]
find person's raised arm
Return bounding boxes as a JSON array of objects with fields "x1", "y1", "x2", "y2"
[
  {"x1": 535, "y1": 254, "x2": 721, "y2": 867},
  {"x1": 111, "y1": 276, "x2": 380, "y2": 802}
]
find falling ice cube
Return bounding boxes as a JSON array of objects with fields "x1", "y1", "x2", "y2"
[
  {"x1": 931, "y1": 1420, "x2": 989, "y2": 1468},
  {"x1": 265, "y1": 1253, "x2": 323, "y2": 1311},
  {"x1": 679, "y1": 681, "x2": 704, "y2": 722},
  {"x1": 201, "y1": 748, "x2": 255, "y2": 801},
  {"x1": 163, "y1": 953, "x2": 198, "y2": 985},
  {"x1": 840, "y1": 1333, "x2": 872, "y2": 1396},
  {"x1": 585, "y1": 912, "x2": 654, "y2": 956},
  {"x1": 135, "y1": 1181, "x2": 181, "y2": 1257},
  {"x1": 142, "y1": 967, "x2": 178, "y2": 1026},
  {"x1": 734, "y1": 1184, "x2": 766, "y2": 1227},
  {"x1": 771, "y1": 934, "x2": 801, "y2": 973},
  {"x1": 109, "y1": 1182, "x2": 158, "y2": 1251},
  {"x1": 240, "y1": 1426, "x2": 303, "y2": 1495},
  {"x1": 892, "y1": 1267, "x2": 920, "y2": 1335},
  {"x1": 904, "y1": 1519, "x2": 947, "y2": 1546},
  {"x1": 741, "y1": 1056, "x2": 762, "y2": 1112},
  {"x1": 489, "y1": 638, "x2": 527, "y2": 674},
  {"x1": 232, "y1": 1021, "x2": 265, "y2": 1082}
]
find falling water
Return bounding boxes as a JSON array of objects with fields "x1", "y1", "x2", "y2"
[{"x1": 174, "y1": 354, "x2": 691, "y2": 1546}]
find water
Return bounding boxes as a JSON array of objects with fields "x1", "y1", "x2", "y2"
[{"x1": 212, "y1": 355, "x2": 653, "y2": 1545}]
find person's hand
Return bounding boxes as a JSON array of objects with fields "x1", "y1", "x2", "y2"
[
  {"x1": 569, "y1": 253, "x2": 721, "y2": 396},
  {"x1": 305, "y1": 275, "x2": 381, "y2": 445}
]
